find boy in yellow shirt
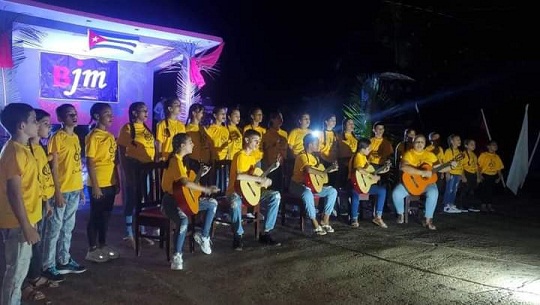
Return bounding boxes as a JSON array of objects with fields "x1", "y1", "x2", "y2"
[
  {"x1": 0, "y1": 103, "x2": 40, "y2": 305},
  {"x1": 287, "y1": 112, "x2": 311, "y2": 158},
  {"x1": 42, "y1": 104, "x2": 86, "y2": 281},
  {"x1": 478, "y1": 140, "x2": 504, "y2": 212},
  {"x1": 227, "y1": 129, "x2": 281, "y2": 250}
]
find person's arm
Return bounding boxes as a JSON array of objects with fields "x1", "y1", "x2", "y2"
[
  {"x1": 177, "y1": 177, "x2": 220, "y2": 195},
  {"x1": 87, "y1": 157, "x2": 102, "y2": 199},
  {"x1": 7, "y1": 176, "x2": 40, "y2": 244},
  {"x1": 401, "y1": 160, "x2": 434, "y2": 177},
  {"x1": 50, "y1": 152, "x2": 66, "y2": 207}
]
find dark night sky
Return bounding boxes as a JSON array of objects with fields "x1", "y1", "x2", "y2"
[{"x1": 31, "y1": 0, "x2": 540, "y2": 171}]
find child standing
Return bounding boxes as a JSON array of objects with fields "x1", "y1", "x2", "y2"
[
  {"x1": 0, "y1": 103, "x2": 41, "y2": 305},
  {"x1": 42, "y1": 104, "x2": 86, "y2": 280},
  {"x1": 460, "y1": 139, "x2": 481, "y2": 212},
  {"x1": 226, "y1": 107, "x2": 242, "y2": 161},
  {"x1": 85, "y1": 103, "x2": 119, "y2": 263},
  {"x1": 478, "y1": 140, "x2": 504, "y2": 212},
  {"x1": 442, "y1": 134, "x2": 465, "y2": 213},
  {"x1": 155, "y1": 97, "x2": 185, "y2": 161}
]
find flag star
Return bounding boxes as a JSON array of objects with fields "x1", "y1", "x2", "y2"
[{"x1": 92, "y1": 36, "x2": 99, "y2": 42}]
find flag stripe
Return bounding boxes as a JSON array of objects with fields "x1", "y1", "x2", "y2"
[
  {"x1": 103, "y1": 38, "x2": 137, "y2": 48},
  {"x1": 90, "y1": 44, "x2": 134, "y2": 54},
  {"x1": 91, "y1": 29, "x2": 139, "y2": 42}
]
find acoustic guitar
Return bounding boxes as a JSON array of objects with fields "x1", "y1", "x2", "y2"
[
  {"x1": 304, "y1": 162, "x2": 337, "y2": 193},
  {"x1": 402, "y1": 153, "x2": 464, "y2": 195},
  {"x1": 173, "y1": 166, "x2": 204, "y2": 217},
  {"x1": 237, "y1": 156, "x2": 281, "y2": 206},
  {"x1": 351, "y1": 161, "x2": 391, "y2": 194}
]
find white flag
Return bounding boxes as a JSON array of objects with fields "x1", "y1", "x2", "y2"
[{"x1": 507, "y1": 104, "x2": 529, "y2": 195}]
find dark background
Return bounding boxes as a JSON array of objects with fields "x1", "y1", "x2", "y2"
[{"x1": 34, "y1": 0, "x2": 540, "y2": 180}]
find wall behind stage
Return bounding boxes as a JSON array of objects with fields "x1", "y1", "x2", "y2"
[{"x1": 14, "y1": 48, "x2": 154, "y2": 137}]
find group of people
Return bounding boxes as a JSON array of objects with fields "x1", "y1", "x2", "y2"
[{"x1": 0, "y1": 98, "x2": 505, "y2": 304}]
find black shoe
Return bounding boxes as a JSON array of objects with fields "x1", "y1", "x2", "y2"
[
  {"x1": 42, "y1": 267, "x2": 66, "y2": 282},
  {"x1": 259, "y1": 233, "x2": 281, "y2": 246},
  {"x1": 56, "y1": 259, "x2": 87, "y2": 274},
  {"x1": 233, "y1": 235, "x2": 243, "y2": 251}
]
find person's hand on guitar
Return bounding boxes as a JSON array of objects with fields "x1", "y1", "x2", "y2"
[
  {"x1": 379, "y1": 160, "x2": 391, "y2": 174},
  {"x1": 203, "y1": 185, "x2": 220, "y2": 195},
  {"x1": 258, "y1": 177, "x2": 272, "y2": 188},
  {"x1": 371, "y1": 174, "x2": 381, "y2": 182},
  {"x1": 325, "y1": 161, "x2": 339, "y2": 173},
  {"x1": 421, "y1": 170, "x2": 433, "y2": 178},
  {"x1": 200, "y1": 165, "x2": 212, "y2": 177}
]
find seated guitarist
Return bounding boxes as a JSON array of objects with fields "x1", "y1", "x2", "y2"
[
  {"x1": 227, "y1": 129, "x2": 281, "y2": 251},
  {"x1": 161, "y1": 133, "x2": 220, "y2": 271},
  {"x1": 349, "y1": 138, "x2": 389, "y2": 228},
  {"x1": 391, "y1": 135, "x2": 457, "y2": 230},
  {"x1": 289, "y1": 134, "x2": 338, "y2": 236}
]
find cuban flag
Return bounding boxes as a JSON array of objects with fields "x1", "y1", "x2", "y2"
[{"x1": 87, "y1": 29, "x2": 138, "y2": 54}]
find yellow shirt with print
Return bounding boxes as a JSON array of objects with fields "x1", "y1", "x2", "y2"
[
  {"x1": 426, "y1": 145, "x2": 444, "y2": 164},
  {"x1": 48, "y1": 129, "x2": 83, "y2": 192},
  {"x1": 186, "y1": 123, "x2": 212, "y2": 164},
  {"x1": 0, "y1": 141, "x2": 41, "y2": 228},
  {"x1": 444, "y1": 148, "x2": 463, "y2": 175},
  {"x1": 338, "y1": 132, "x2": 358, "y2": 159},
  {"x1": 227, "y1": 125, "x2": 243, "y2": 160},
  {"x1": 117, "y1": 123, "x2": 155, "y2": 163},
  {"x1": 227, "y1": 150, "x2": 257, "y2": 195},
  {"x1": 318, "y1": 130, "x2": 338, "y2": 163},
  {"x1": 243, "y1": 125, "x2": 265, "y2": 162},
  {"x1": 32, "y1": 143, "x2": 54, "y2": 200},
  {"x1": 402, "y1": 150, "x2": 438, "y2": 168},
  {"x1": 262, "y1": 128, "x2": 288, "y2": 168},
  {"x1": 156, "y1": 119, "x2": 186, "y2": 159},
  {"x1": 288, "y1": 128, "x2": 311, "y2": 157},
  {"x1": 86, "y1": 128, "x2": 117, "y2": 187},
  {"x1": 207, "y1": 124, "x2": 230, "y2": 161},
  {"x1": 462, "y1": 151, "x2": 479, "y2": 174},
  {"x1": 291, "y1": 152, "x2": 319, "y2": 184},
  {"x1": 478, "y1": 152, "x2": 504, "y2": 175},
  {"x1": 348, "y1": 153, "x2": 369, "y2": 180},
  {"x1": 161, "y1": 153, "x2": 189, "y2": 194}
]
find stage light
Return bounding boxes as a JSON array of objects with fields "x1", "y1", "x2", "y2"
[{"x1": 311, "y1": 130, "x2": 320, "y2": 137}]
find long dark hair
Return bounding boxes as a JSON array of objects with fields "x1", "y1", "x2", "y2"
[
  {"x1": 341, "y1": 117, "x2": 357, "y2": 141},
  {"x1": 89, "y1": 103, "x2": 111, "y2": 130},
  {"x1": 322, "y1": 114, "x2": 337, "y2": 146},
  {"x1": 186, "y1": 103, "x2": 205, "y2": 125},
  {"x1": 128, "y1": 102, "x2": 151, "y2": 146},
  {"x1": 226, "y1": 106, "x2": 240, "y2": 128},
  {"x1": 267, "y1": 111, "x2": 282, "y2": 129}
]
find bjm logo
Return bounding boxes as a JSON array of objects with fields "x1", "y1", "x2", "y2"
[{"x1": 53, "y1": 60, "x2": 108, "y2": 96}]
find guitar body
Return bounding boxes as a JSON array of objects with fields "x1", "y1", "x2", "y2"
[
  {"x1": 401, "y1": 164, "x2": 438, "y2": 195},
  {"x1": 352, "y1": 165, "x2": 377, "y2": 194},
  {"x1": 237, "y1": 167, "x2": 264, "y2": 206},
  {"x1": 173, "y1": 170, "x2": 201, "y2": 217},
  {"x1": 305, "y1": 164, "x2": 328, "y2": 193}
]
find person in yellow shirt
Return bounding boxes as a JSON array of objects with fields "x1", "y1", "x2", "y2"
[
  {"x1": 392, "y1": 135, "x2": 457, "y2": 230},
  {"x1": 337, "y1": 118, "x2": 358, "y2": 190},
  {"x1": 85, "y1": 103, "x2": 120, "y2": 264},
  {"x1": 243, "y1": 107, "x2": 266, "y2": 163},
  {"x1": 262, "y1": 112, "x2": 288, "y2": 191},
  {"x1": 0, "y1": 103, "x2": 40, "y2": 305},
  {"x1": 207, "y1": 106, "x2": 230, "y2": 162},
  {"x1": 318, "y1": 114, "x2": 339, "y2": 187},
  {"x1": 478, "y1": 140, "x2": 504, "y2": 212},
  {"x1": 43, "y1": 103, "x2": 86, "y2": 280},
  {"x1": 185, "y1": 103, "x2": 212, "y2": 171},
  {"x1": 394, "y1": 128, "x2": 416, "y2": 168},
  {"x1": 442, "y1": 134, "x2": 465, "y2": 214},
  {"x1": 226, "y1": 107, "x2": 242, "y2": 161},
  {"x1": 459, "y1": 139, "x2": 481, "y2": 212},
  {"x1": 426, "y1": 131, "x2": 446, "y2": 197},
  {"x1": 349, "y1": 138, "x2": 389, "y2": 228},
  {"x1": 161, "y1": 133, "x2": 219, "y2": 270},
  {"x1": 117, "y1": 102, "x2": 156, "y2": 247},
  {"x1": 368, "y1": 121, "x2": 394, "y2": 168},
  {"x1": 155, "y1": 97, "x2": 186, "y2": 161},
  {"x1": 227, "y1": 129, "x2": 282, "y2": 250},
  {"x1": 287, "y1": 112, "x2": 311, "y2": 158},
  {"x1": 289, "y1": 133, "x2": 338, "y2": 236}
]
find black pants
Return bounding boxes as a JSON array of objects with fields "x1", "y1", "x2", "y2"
[
  {"x1": 459, "y1": 171, "x2": 479, "y2": 209},
  {"x1": 87, "y1": 186, "x2": 116, "y2": 248},
  {"x1": 26, "y1": 201, "x2": 47, "y2": 280},
  {"x1": 479, "y1": 174, "x2": 498, "y2": 204}
]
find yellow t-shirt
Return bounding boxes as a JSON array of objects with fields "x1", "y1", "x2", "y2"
[
  {"x1": 227, "y1": 150, "x2": 257, "y2": 195},
  {"x1": 338, "y1": 132, "x2": 358, "y2": 159},
  {"x1": 0, "y1": 140, "x2": 41, "y2": 228},
  {"x1": 243, "y1": 125, "x2": 265, "y2": 162},
  {"x1": 161, "y1": 153, "x2": 189, "y2": 194},
  {"x1": 478, "y1": 152, "x2": 504, "y2": 175},
  {"x1": 348, "y1": 153, "x2": 369, "y2": 179},
  {"x1": 402, "y1": 150, "x2": 438, "y2": 167},
  {"x1": 86, "y1": 128, "x2": 117, "y2": 187},
  {"x1": 291, "y1": 152, "x2": 319, "y2": 184},
  {"x1": 48, "y1": 129, "x2": 83, "y2": 193},
  {"x1": 367, "y1": 137, "x2": 383, "y2": 164},
  {"x1": 227, "y1": 125, "x2": 243, "y2": 160},
  {"x1": 156, "y1": 119, "x2": 186, "y2": 159},
  {"x1": 186, "y1": 123, "x2": 212, "y2": 164},
  {"x1": 462, "y1": 151, "x2": 479, "y2": 174},
  {"x1": 206, "y1": 124, "x2": 230, "y2": 161},
  {"x1": 318, "y1": 130, "x2": 338, "y2": 163},
  {"x1": 288, "y1": 128, "x2": 311, "y2": 157},
  {"x1": 262, "y1": 128, "x2": 288, "y2": 167},
  {"x1": 117, "y1": 123, "x2": 155, "y2": 163},
  {"x1": 33, "y1": 144, "x2": 54, "y2": 200},
  {"x1": 444, "y1": 148, "x2": 463, "y2": 175},
  {"x1": 426, "y1": 145, "x2": 445, "y2": 163}
]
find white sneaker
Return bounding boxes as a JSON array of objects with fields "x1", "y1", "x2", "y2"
[
  {"x1": 246, "y1": 213, "x2": 255, "y2": 219},
  {"x1": 443, "y1": 206, "x2": 462, "y2": 214},
  {"x1": 171, "y1": 253, "x2": 183, "y2": 270},
  {"x1": 194, "y1": 232, "x2": 212, "y2": 255},
  {"x1": 313, "y1": 226, "x2": 327, "y2": 236},
  {"x1": 321, "y1": 225, "x2": 335, "y2": 233}
]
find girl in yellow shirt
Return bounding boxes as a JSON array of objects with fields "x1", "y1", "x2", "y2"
[
  {"x1": 478, "y1": 140, "x2": 504, "y2": 212},
  {"x1": 318, "y1": 114, "x2": 339, "y2": 187},
  {"x1": 243, "y1": 107, "x2": 266, "y2": 162},
  {"x1": 185, "y1": 103, "x2": 212, "y2": 167},
  {"x1": 226, "y1": 107, "x2": 242, "y2": 160},
  {"x1": 287, "y1": 112, "x2": 311, "y2": 158},
  {"x1": 460, "y1": 139, "x2": 481, "y2": 212},
  {"x1": 206, "y1": 106, "x2": 230, "y2": 162},
  {"x1": 442, "y1": 134, "x2": 465, "y2": 213},
  {"x1": 155, "y1": 98, "x2": 186, "y2": 161},
  {"x1": 262, "y1": 112, "x2": 288, "y2": 191}
]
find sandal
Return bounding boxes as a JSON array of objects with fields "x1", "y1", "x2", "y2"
[
  {"x1": 22, "y1": 285, "x2": 46, "y2": 301},
  {"x1": 29, "y1": 276, "x2": 59, "y2": 288},
  {"x1": 350, "y1": 221, "x2": 359, "y2": 228},
  {"x1": 372, "y1": 217, "x2": 388, "y2": 229},
  {"x1": 422, "y1": 220, "x2": 437, "y2": 231}
]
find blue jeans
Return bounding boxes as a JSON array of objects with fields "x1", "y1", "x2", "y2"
[
  {"x1": 26, "y1": 201, "x2": 49, "y2": 280},
  {"x1": 228, "y1": 190, "x2": 281, "y2": 236},
  {"x1": 350, "y1": 185, "x2": 387, "y2": 221},
  {"x1": 392, "y1": 183, "x2": 438, "y2": 218},
  {"x1": 443, "y1": 174, "x2": 461, "y2": 206},
  {"x1": 42, "y1": 190, "x2": 80, "y2": 269},
  {"x1": 1, "y1": 227, "x2": 32, "y2": 305},
  {"x1": 289, "y1": 181, "x2": 337, "y2": 220},
  {"x1": 161, "y1": 194, "x2": 217, "y2": 253}
]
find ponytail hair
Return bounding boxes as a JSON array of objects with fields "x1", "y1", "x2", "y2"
[
  {"x1": 186, "y1": 103, "x2": 205, "y2": 125},
  {"x1": 267, "y1": 111, "x2": 282, "y2": 128},
  {"x1": 341, "y1": 117, "x2": 357, "y2": 141},
  {"x1": 128, "y1": 102, "x2": 151, "y2": 146},
  {"x1": 226, "y1": 106, "x2": 240, "y2": 128},
  {"x1": 89, "y1": 103, "x2": 111, "y2": 130}
]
